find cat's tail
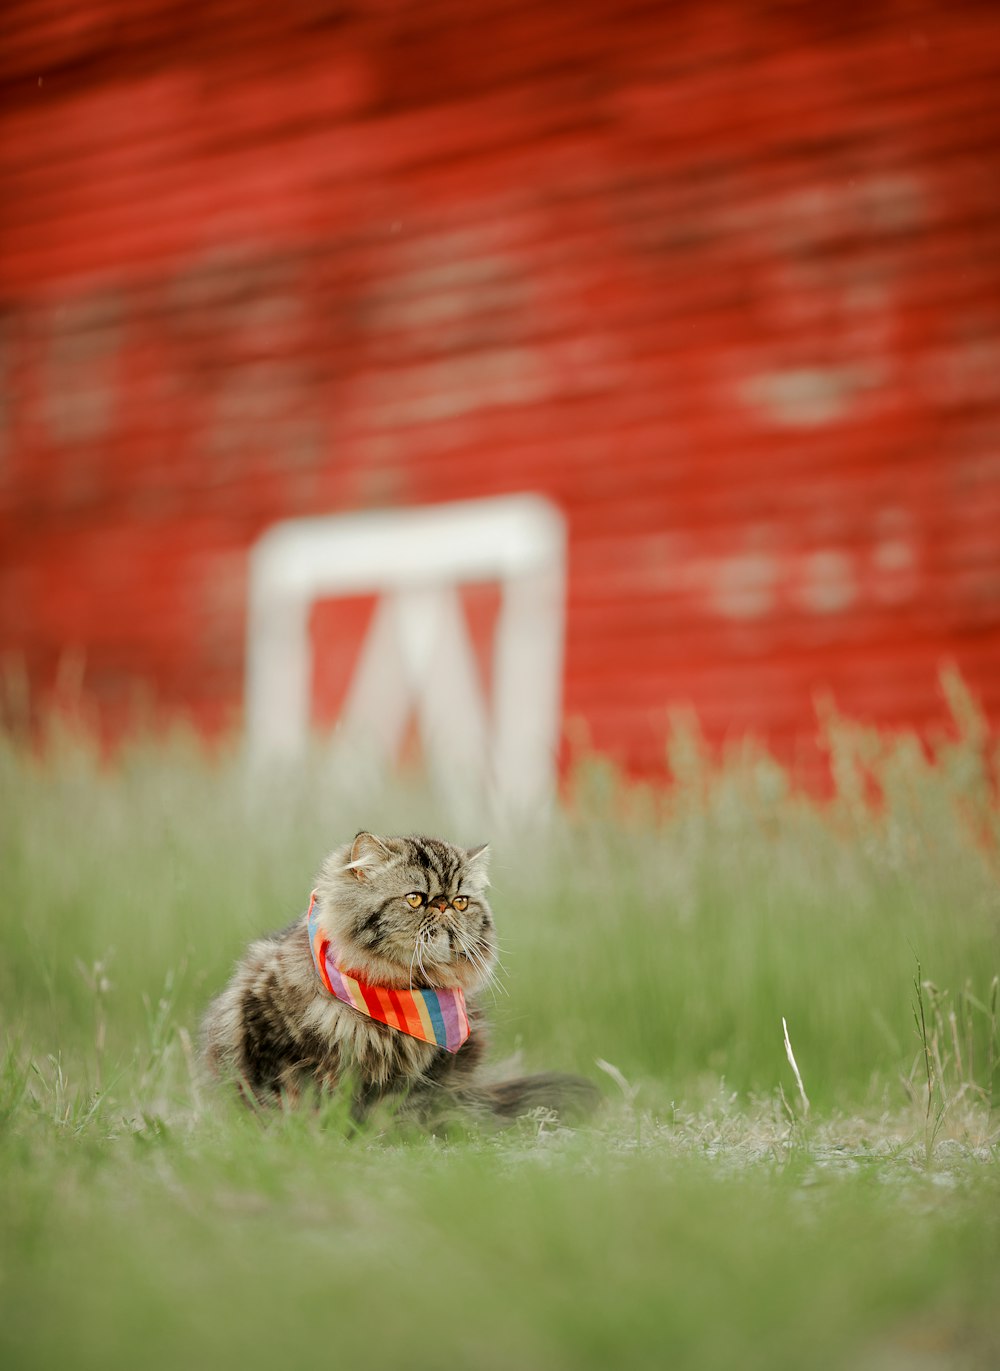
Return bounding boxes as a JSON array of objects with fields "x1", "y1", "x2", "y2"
[{"x1": 460, "y1": 1072, "x2": 602, "y2": 1124}]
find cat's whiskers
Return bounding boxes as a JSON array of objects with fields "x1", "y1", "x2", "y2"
[
  {"x1": 435, "y1": 909, "x2": 507, "y2": 998},
  {"x1": 460, "y1": 932, "x2": 499, "y2": 983},
  {"x1": 415, "y1": 928, "x2": 434, "y2": 989},
  {"x1": 465, "y1": 943, "x2": 507, "y2": 1001},
  {"x1": 408, "y1": 932, "x2": 426, "y2": 991}
]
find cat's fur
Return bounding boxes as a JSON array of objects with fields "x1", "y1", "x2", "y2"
[{"x1": 201, "y1": 831, "x2": 597, "y2": 1124}]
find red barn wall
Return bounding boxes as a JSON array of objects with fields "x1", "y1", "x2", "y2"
[{"x1": 2, "y1": 0, "x2": 1000, "y2": 774}]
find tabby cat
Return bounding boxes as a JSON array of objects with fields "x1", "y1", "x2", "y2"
[{"x1": 201, "y1": 831, "x2": 597, "y2": 1124}]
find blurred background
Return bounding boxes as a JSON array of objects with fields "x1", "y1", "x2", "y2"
[
  {"x1": 3, "y1": 18, "x2": 1000, "y2": 1364},
  {"x1": 2, "y1": 0, "x2": 999, "y2": 783}
]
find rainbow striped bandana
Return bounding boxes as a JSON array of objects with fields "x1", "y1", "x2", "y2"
[{"x1": 306, "y1": 892, "x2": 470, "y2": 1054}]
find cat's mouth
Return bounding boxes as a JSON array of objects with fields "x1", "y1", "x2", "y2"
[{"x1": 408, "y1": 926, "x2": 495, "y2": 992}]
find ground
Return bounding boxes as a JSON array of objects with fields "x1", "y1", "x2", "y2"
[{"x1": 1, "y1": 694, "x2": 998, "y2": 1370}]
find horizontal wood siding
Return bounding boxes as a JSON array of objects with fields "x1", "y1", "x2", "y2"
[{"x1": 2, "y1": 0, "x2": 999, "y2": 773}]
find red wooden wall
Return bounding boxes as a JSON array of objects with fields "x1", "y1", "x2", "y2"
[{"x1": 2, "y1": 0, "x2": 1000, "y2": 775}]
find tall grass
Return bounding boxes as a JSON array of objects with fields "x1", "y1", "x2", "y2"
[
  {"x1": 2, "y1": 682, "x2": 999, "y2": 1118},
  {"x1": 1, "y1": 680, "x2": 998, "y2": 1370}
]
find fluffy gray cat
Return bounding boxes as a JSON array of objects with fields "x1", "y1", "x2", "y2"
[{"x1": 201, "y1": 831, "x2": 597, "y2": 1124}]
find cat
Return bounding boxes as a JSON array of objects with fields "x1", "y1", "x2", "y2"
[{"x1": 201, "y1": 831, "x2": 598, "y2": 1125}]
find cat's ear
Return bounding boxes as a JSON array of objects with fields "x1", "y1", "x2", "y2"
[
  {"x1": 465, "y1": 842, "x2": 490, "y2": 868},
  {"x1": 346, "y1": 832, "x2": 391, "y2": 881}
]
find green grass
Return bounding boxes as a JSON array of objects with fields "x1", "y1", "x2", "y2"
[{"x1": 2, "y1": 680, "x2": 999, "y2": 1370}]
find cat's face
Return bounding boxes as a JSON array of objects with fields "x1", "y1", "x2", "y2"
[{"x1": 315, "y1": 832, "x2": 497, "y2": 993}]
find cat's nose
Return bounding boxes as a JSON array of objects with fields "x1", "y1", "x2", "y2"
[{"x1": 429, "y1": 896, "x2": 449, "y2": 912}]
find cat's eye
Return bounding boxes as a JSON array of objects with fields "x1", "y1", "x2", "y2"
[
  {"x1": 453, "y1": 896, "x2": 469, "y2": 912},
  {"x1": 404, "y1": 892, "x2": 424, "y2": 908}
]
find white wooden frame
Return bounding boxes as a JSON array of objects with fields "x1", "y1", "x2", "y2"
[{"x1": 245, "y1": 495, "x2": 567, "y2": 813}]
